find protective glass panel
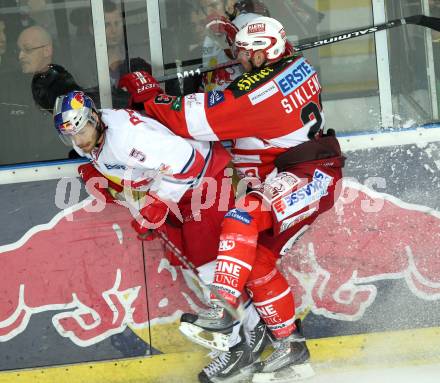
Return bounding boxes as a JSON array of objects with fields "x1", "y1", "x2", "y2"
[
  {"x1": 0, "y1": 0, "x2": 152, "y2": 166},
  {"x1": 263, "y1": 0, "x2": 381, "y2": 132},
  {"x1": 386, "y1": 0, "x2": 439, "y2": 127},
  {"x1": 432, "y1": 1, "x2": 440, "y2": 114},
  {"x1": 0, "y1": 1, "x2": 99, "y2": 165},
  {"x1": 103, "y1": 0, "x2": 151, "y2": 107},
  {"x1": 158, "y1": 0, "x2": 381, "y2": 132}
]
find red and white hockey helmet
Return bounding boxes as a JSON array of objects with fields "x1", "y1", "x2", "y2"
[{"x1": 234, "y1": 16, "x2": 287, "y2": 62}]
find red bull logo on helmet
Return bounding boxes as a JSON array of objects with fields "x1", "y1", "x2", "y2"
[
  {"x1": 71, "y1": 92, "x2": 85, "y2": 109},
  {"x1": 59, "y1": 120, "x2": 75, "y2": 135}
]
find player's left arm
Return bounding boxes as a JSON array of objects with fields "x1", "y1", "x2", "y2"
[{"x1": 118, "y1": 71, "x2": 259, "y2": 141}]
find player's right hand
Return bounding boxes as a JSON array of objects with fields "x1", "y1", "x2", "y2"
[
  {"x1": 118, "y1": 71, "x2": 162, "y2": 105},
  {"x1": 131, "y1": 193, "x2": 170, "y2": 240},
  {"x1": 78, "y1": 163, "x2": 123, "y2": 204}
]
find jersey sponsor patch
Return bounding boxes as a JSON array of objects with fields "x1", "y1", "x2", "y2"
[
  {"x1": 279, "y1": 207, "x2": 316, "y2": 233},
  {"x1": 225, "y1": 208, "x2": 252, "y2": 225},
  {"x1": 207, "y1": 91, "x2": 225, "y2": 108},
  {"x1": 104, "y1": 163, "x2": 127, "y2": 170},
  {"x1": 273, "y1": 169, "x2": 333, "y2": 221},
  {"x1": 230, "y1": 61, "x2": 286, "y2": 97},
  {"x1": 212, "y1": 282, "x2": 241, "y2": 298},
  {"x1": 274, "y1": 57, "x2": 315, "y2": 97},
  {"x1": 248, "y1": 81, "x2": 279, "y2": 105},
  {"x1": 154, "y1": 94, "x2": 174, "y2": 104}
]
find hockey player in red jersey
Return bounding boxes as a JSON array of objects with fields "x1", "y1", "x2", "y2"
[{"x1": 119, "y1": 16, "x2": 344, "y2": 383}]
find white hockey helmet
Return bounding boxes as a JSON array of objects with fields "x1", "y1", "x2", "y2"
[{"x1": 234, "y1": 16, "x2": 287, "y2": 62}]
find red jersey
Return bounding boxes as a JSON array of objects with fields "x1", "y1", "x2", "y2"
[{"x1": 143, "y1": 56, "x2": 324, "y2": 181}]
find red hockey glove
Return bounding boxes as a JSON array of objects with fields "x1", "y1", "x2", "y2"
[
  {"x1": 206, "y1": 15, "x2": 239, "y2": 47},
  {"x1": 118, "y1": 71, "x2": 162, "y2": 105},
  {"x1": 78, "y1": 163, "x2": 123, "y2": 203},
  {"x1": 131, "y1": 193, "x2": 170, "y2": 239}
]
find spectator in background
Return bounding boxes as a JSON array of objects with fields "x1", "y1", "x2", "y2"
[
  {"x1": 104, "y1": 0, "x2": 126, "y2": 86},
  {"x1": 201, "y1": 0, "x2": 224, "y2": 16},
  {"x1": 17, "y1": 24, "x2": 53, "y2": 74},
  {"x1": 0, "y1": 17, "x2": 6, "y2": 64},
  {"x1": 0, "y1": 24, "x2": 67, "y2": 165},
  {"x1": 69, "y1": 6, "x2": 97, "y2": 89},
  {"x1": 103, "y1": 0, "x2": 151, "y2": 106},
  {"x1": 0, "y1": 16, "x2": 10, "y2": 75},
  {"x1": 103, "y1": 0, "x2": 152, "y2": 83},
  {"x1": 0, "y1": 8, "x2": 20, "y2": 76},
  {"x1": 70, "y1": 0, "x2": 150, "y2": 107}
]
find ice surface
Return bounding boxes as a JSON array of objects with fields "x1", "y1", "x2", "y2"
[{"x1": 308, "y1": 363, "x2": 440, "y2": 383}]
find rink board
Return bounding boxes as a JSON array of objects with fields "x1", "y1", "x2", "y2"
[
  {"x1": 0, "y1": 128, "x2": 439, "y2": 381},
  {"x1": 0, "y1": 326, "x2": 439, "y2": 383}
]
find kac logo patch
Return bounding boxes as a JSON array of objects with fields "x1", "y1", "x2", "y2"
[{"x1": 208, "y1": 91, "x2": 225, "y2": 108}]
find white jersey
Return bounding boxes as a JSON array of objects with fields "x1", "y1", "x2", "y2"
[
  {"x1": 202, "y1": 12, "x2": 260, "y2": 91},
  {"x1": 75, "y1": 109, "x2": 213, "y2": 202}
]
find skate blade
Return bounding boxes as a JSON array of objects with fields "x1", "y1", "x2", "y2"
[
  {"x1": 211, "y1": 366, "x2": 255, "y2": 383},
  {"x1": 179, "y1": 322, "x2": 229, "y2": 351},
  {"x1": 251, "y1": 363, "x2": 315, "y2": 383}
]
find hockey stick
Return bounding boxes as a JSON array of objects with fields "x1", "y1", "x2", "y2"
[
  {"x1": 154, "y1": 229, "x2": 245, "y2": 323},
  {"x1": 156, "y1": 14, "x2": 440, "y2": 83}
]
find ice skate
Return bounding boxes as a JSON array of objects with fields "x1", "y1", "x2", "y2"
[
  {"x1": 252, "y1": 319, "x2": 314, "y2": 383},
  {"x1": 180, "y1": 302, "x2": 235, "y2": 351},
  {"x1": 248, "y1": 319, "x2": 271, "y2": 360},
  {"x1": 198, "y1": 335, "x2": 256, "y2": 383}
]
